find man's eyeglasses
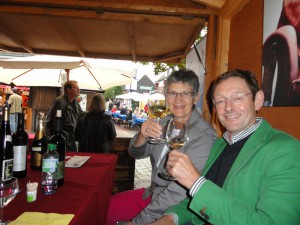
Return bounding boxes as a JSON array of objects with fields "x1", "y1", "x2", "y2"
[
  {"x1": 166, "y1": 91, "x2": 195, "y2": 99},
  {"x1": 213, "y1": 92, "x2": 252, "y2": 107}
]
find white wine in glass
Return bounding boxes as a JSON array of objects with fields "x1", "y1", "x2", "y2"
[
  {"x1": 148, "y1": 91, "x2": 167, "y2": 144},
  {"x1": 159, "y1": 118, "x2": 187, "y2": 180},
  {"x1": 148, "y1": 105, "x2": 167, "y2": 119}
]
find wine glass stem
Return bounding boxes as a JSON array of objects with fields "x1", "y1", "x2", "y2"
[{"x1": 0, "y1": 207, "x2": 4, "y2": 224}]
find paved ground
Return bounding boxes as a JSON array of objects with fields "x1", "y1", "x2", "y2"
[{"x1": 114, "y1": 124, "x2": 152, "y2": 189}]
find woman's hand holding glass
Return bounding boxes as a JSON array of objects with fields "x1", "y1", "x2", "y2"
[
  {"x1": 147, "y1": 90, "x2": 167, "y2": 144},
  {"x1": 140, "y1": 119, "x2": 163, "y2": 140}
]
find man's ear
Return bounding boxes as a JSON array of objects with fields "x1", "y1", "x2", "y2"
[{"x1": 254, "y1": 90, "x2": 264, "y2": 111}]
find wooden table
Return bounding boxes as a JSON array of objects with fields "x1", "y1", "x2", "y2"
[{"x1": 3, "y1": 152, "x2": 118, "y2": 225}]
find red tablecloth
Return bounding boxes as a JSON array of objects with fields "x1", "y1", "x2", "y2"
[{"x1": 3, "y1": 152, "x2": 118, "y2": 225}]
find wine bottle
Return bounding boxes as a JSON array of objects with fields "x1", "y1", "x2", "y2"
[
  {"x1": 48, "y1": 110, "x2": 66, "y2": 186},
  {"x1": 12, "y1": 112, "x2": 29, "y2": 178},
  {"x1": 30, "y1": 112, "x2": 47, "y2": 170},
  {"x1": 0, "y1": 103, "x2": 14, "y2": 181}
]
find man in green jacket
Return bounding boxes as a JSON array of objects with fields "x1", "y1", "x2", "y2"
[{"x1": 149, "y1": 69, "x2": 300, "y2": 225}]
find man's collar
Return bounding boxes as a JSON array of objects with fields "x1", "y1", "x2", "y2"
[{"x1": 223, "y1": 117, "x2": 263, "y2": 145}]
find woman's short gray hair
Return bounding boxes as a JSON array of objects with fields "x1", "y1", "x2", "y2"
[{"x1": 164, "y1": 69, "x2": 200, "y2": 95}]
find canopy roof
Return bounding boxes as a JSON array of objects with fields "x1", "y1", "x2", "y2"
[{"x1": 0, "y1": 0, "x2": 223, "y2": 64}]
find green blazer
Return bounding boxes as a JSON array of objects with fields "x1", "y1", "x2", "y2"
[{"x1": 166, "y1": 119, "x2": 300, "y2": 225}]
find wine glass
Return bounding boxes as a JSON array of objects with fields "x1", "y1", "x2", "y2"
[
  {"x1": 159, "y1": 118, "x2": 187, "y2": 180},
  {"x1": 0, "y1": 177, "x2": 19, "y2": 224},
  {"x1": 147, "y1": 90, "x2": 167, "y2": 144}
]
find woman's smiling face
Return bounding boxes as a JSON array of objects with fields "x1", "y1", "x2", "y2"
[{"x1": 166, "y1": 82, "x2": 198, "y2": 121}]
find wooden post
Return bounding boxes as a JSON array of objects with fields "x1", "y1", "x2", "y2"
[{"x1": 65, "y1": 69, "x2": 70, "y2": 81}]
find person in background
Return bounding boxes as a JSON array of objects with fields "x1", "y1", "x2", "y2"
[
  {"x1": 21, "y1": 93, "x2": 29, "y2": 108},
  {"x1": 75, "y1": 93, "x2": 116, "y2": 153},
  {"x1": 144, "y1": 104, "x2": 148, "y2": 114},
  {"x1": 149, "y1": 69, "x2": 300, "y2": 225},
  {"x1": 126, "y1": 108, "x2": 133, "y2": 128},
  {"x1": 133, "y1": 106, "x2": 140, "y2": 117},
  {"x1": 113, "y1": 99, "x2": 121, "y2": 110},
  {"x1": 120, "y1": 104, "x2": 128, "y2": 115},
  {"x1": 8, "y1": 87, "x2": 23, "y2": 134},
  {"x1": 111, "y1": 105, "x2": 117, "y2": 113},
  {"x1": 126, "y1": 107, "x2": 133, "y2": 120},
  {"x1": 139, "y1": 109, "x2": 148, "y2": 119},
  {"x1": 106, "y1": 69, "x2": 217, "y2": 225},
  {"x1": 46, "y1": 80, "x2": 82, "y2": 152},
  {"x1": 106, "y1": 99, "x2": 113, "y2": 111}
]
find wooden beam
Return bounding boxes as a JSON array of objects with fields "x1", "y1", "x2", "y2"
[
  {"x1": 127, "y1": 23, "x2": 137, "y2": 61},
  {"x1": 216, "y1": 19, "x2": 230, "y2": 74},
  {"x1": 154, "y1": 51, "x2": 184, "y2": 63},
  {"x1": 203, "y1": 14, "x2": 226, "y2": 136},
  {"x1": 0, "y1": 5, "x2": 206, "y2": 26},
  {"x1": 99, "y1": 2, "x2": 217, "y2": 17},
  {"x1": 192, "y1": 0, "x2": 225, "y2": 9},
  {"x1": 202, "y1": 15, "x2": 216, "y2": 125},
  {"x1": 180, "y1": 22, "x2": 206, "y2": 64},
  {"x1": 0, "y1": 22, "x2": 33, "y2": 53},
  {"x1": 219, "y1": 0, "x2": 249, "y2": 19},
  {"x1": 51, "y1": 18, "x2": 86, "y2": 57},
  {"x1": 0, "y1": 0, "x2": 219, "y2": 16}
]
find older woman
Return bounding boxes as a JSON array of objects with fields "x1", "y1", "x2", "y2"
[{"x1": 107, "y1": 69, "x2": 217, "y2": 225}]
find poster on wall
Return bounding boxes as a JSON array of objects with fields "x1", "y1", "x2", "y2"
[{"x1": 262, "y1": 0, "x2": 300, "y2": 106}]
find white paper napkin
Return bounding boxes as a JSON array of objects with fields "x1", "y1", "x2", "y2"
[{"x1": 65, "y1": 155, "x2": 91, "y2": 168}]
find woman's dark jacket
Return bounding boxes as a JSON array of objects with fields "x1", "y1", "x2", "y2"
[{"x1": 75, "y1": 111, "x2": 116, "y2": 153}]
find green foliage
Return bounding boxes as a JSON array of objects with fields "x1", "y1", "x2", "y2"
[
  {"x1": 153, "y1": 62, "x2": 186, "y2": 75},
  {"x1": 104, "y1": 86, "x2": 123, "y2": 100},
  {"x1": 140, "y1": 61, "x2": 186, "y2": 75}
]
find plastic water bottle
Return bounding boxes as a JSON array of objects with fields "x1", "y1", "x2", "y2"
[
  {"x1": 41, "y1": 143, "x2": 59, "y2": 195},
  {"x1": 48, "y1": 110, "x2": 66, "y2": 187}
]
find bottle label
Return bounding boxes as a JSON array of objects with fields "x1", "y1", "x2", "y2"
[
  {"x1": 31, "y1": 152, "x2": 42, "y2": 168},
  {"x1": 2, "y1": 159, "x2": 14, "y2": 181},
  {"x1": 57, "y1": 161, "x2": 65, "y2": 180},
  {"x1": 13, "y1": 145, "x2": 27, "y2": 171},
  {"x1": 6, "y1": 135, "x2": 12, "y2": 142},
  {"x1": 32, "y1": 146, "x2": 42, "y2": 152},
  {"x1": 42, "y1": 159, "x2": 58, "y2": 173}
]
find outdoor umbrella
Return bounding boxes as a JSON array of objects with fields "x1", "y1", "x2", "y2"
[
  {"x1": 116, "y1": 92, "x2": 149, "y2": 102},
  {"x1": 0, "y1": 55, "x2": 133, "y2": 90}
]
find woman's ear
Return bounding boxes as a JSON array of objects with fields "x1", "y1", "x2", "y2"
[
  {"x1": 194, "y1": 93, "x2": 200, "y2": 104},
  {"x1": 254, "y1": 90, "x2": 264, "y2": 111}
]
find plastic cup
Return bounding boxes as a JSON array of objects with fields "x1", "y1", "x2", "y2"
[
  {"x1": 26, "y1": 182, "x2": 38, "y2": 202},
  {"x1": 27, "y1": 190, "x2": 37, "y2": 202}
]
